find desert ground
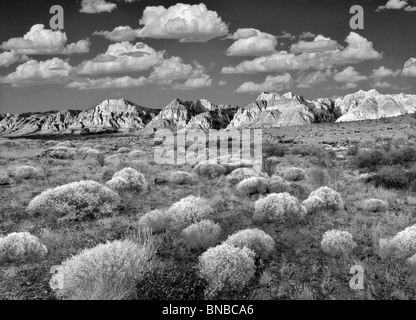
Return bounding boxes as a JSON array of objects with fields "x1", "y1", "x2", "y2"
[{"x1": 1, "y1": 114, "x2": 416, "y2": 300}]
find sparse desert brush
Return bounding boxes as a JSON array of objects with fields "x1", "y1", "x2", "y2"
[
  {"x1": 117, "y1": 160, "x2": 151, "y2": 173},
  {"x1": 104, "y1": 154, "x2": 125, "y2": 166},
  {"x1": 266, "y1": 176, "x2": 291, "y2": 194},
  {"x1": 181, "y1": 219, "x2": 221, "y2": 250},
  {"x1": 306, "y1": 167, "x2": 330, "y2": 187},
  {"x1": 236, "y1": 177, "x2": 269, "y2": 195},
  {"x1": 0, "y1": 232, "x2": 48, "y2": 263},
  {"x1": 363, "y1": 198, "x2": 388, "y2": 212},
  {"x1": 351, "y1": 149, "x2": 390, "y2": 172},
  {"x1": 378, "y1": 225, "x2": 416, "y2": 259},
  {"x1": 55, "y1": 141, "x2": 76, "y2": 148},
  {"x1": 406, "y1": 253, "x2": 416, "y2": 272},
  {"x1": 14, "y1": 165, "x2": 44, "y2": 179},
  {"x1": 321, "y1": 230, "x2": 357, "y2": 256},
  {"x1": 138, "y1": 209, "x2": 172, "y2": 233},
  {"x1": 198, "y1": 243, "x2": 256, "y2": 297},
  {"x1": 281, "y1": 167, "x2": 306, "y2": 181},
  {"x1": 193, "y1": 163, "x2": 227, "y2": 179},
  {"x1": 44, "y1": 147, "x2": 78, "y2": 160},
  {"x1": 263, "y1": 143, "x2": 287, "y2": 158},
  {"x1": 170, "y1": 171, "x2": 196, "y2": 185},
  {"x1": 166, "y1": 195, "x2": 213, "y2": 230},
  {"x1": 93, "y1": 144, "x2": 108, "y2": 152},
  {"x1": 224, "y1": 228, "x2": 275, "y2": 259},
  {"x1": 302, "y1": 196, "x2": 326, "y2": 215},
  {"x1": 307, "y1": 186, "x2": 343, "y2": 211},
  {"x1": 0, "y1": 169, "x2": 12, "y2": 185},
  {"x1": 127, "y1": 149, "x2": 146, "y2": 159},
  {"x1": 116, "y1": 147, "x2": 131, "y2": 154},
  {"x1": 26, "y1": 180, "x2": 120, "y2": 221},
  {"x1": 254, "y1": 192, "x2": 306, "y2": 223},
  {"x1": 106, "y1": 167, "x2": 147, "y2": 193},
  {"x1": 373, "y1": 165, "x2": 410, "y2": 189},
  {"x1": 226, "y1": 168, "x2": 258, "y2": 185},
  {"x1": 0, "y1": 140, "x2": 24, "y2": 148},
  {"x1": 50, "y1": 239, "x2": 152, "y2": 300}
]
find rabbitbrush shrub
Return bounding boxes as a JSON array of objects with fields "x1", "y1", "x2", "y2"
[
  {"x1": 181, "y1": 219, "x2": 221, "y2": 250},
  {"x1": 307, "y1": 186, "x2": 343, "y2": 211},
  {"x1": 0, "y1": 232, "x2": 47, "y2": 263},
  {"x1": 226, "y1": 168, "x2": 258, "y2": 185},
  {"x1": 224, "y1": 228, "x2": 275, "y2": 259},
  {"x1": 378, "y1": 224, "x2": 416, "y2": 259},
  {"x1": 254, "y1": 192, "x2": 306, "y2": 223},
  {"x1": 236, "y1": 177, "x2": 269, "y2": 195},
  {"x1": 26, "y1": 180, "x2": 120, "y2": 221},
  {"x1": 170, "y1": 171, "x2": 196, "y2": 185},
  {"x1": 106, "y1": 167, "x2": 147, "y2": 193},
  {"x1": 198, "y1": 243, "x2": 256, "y2": 297},
  {"x1": 50, "y1": 239, "x2": 152, "y2": 300},
  {"x1": 321, "y1": 230, "x2": 357, "y2": 256},
  {"x1": 138, "y1": 209, "x2": 172, "y2": 233},
  {"x1": 14, "y1": 165, "x2": 44, "y2": 179},
  {"x1": 363, "y1": 198, "x2": 389, "y2": 212}
]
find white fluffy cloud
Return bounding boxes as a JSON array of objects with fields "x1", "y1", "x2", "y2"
[
  {"x1": 93, "y1": 26, "x2": 139, "y2": 42},
  {"x1": 67, "y1": 76, "x2": 146, "y2": 89},
  {"x1": 1, "y1": 58, "x2": 72, "y2": 84},
  {"x1": 135, "y1": 3, "x2": 228, "y2": 42},
  {"x1": 173, "y1": 75, "x2": 213, "y2": 90},
  {"x1": 80, "y1": 0, "x2": 139, "y2": 14},
  {"x1": 277, "y1": 31, "x2": 296, "y2": 40},
  {"x1": 402, "y1": 58, "x2": 416, "y2": 76},
  {"x1": 333, "y1": 66, "x2": 367, "y2": 83},
  {"x1": 296, "y1": 70, "x2": 331, "y2": 88},
  {"x1": 236, "y1": 73, "x2": 293, "y2": 93},
  {"x1": 1, "y1": 24, "x2": 90, "y2": 55},
  {"x1": 371, "y1": 66, "x2": 401, "y2": 78},
  {"x1": 290, "y1": 35, "x2": 341, "y2": 53},
  {"x1": 222, "y1": 32, "x2": 381, "y2": 74},
  {"x1": 0, "y1": 51, "x2": 28, "y2": 67},
  {"x1": 299, "y1": 31, "x2": 316, "y2": 39},
  {"x1": 376, "y1": 0, "x2": 416, "y2": 11},
  {"x1": 226, "y1": 28, "x2": 277, "y2": 56},
  {"x1": 76, "y1": 42, "x2": 164, "y2": 76},
  {"x1": 148, "y1": 57, "x2": 206, "y2": 83}
]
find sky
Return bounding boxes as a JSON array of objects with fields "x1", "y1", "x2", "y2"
[{"x1": 0, "y1": 0, "x2": 415, "y2": 113}]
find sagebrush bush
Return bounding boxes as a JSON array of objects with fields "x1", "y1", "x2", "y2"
[
  {"x1": 193, "y1": 163, "x2": 226, "y2": 179},
  {"x1": 182, "y1": 220, "x2": 221, "y2": 250},
  {"x1": 352, "y1": 149, "x2": 389, "y2": 171},
  {"x1": 281, "y1": 167, "x2": 306, "y2": 181},
  {"x1": 116, "y1": 147, "x2": 131, "y2": 154},
  {"x1": 0, "y1": 232, "x2": 47, "y2": 263},
  {"x1": 170, "y1": 171, "x2": 196, "y2": 185},
  {"x1": 266, "y1": 176, "x2": 291, "y2": 194},
  {"x1": 106, "y1": 167, "x2": 147, "y2": 193},
  {"x1": 254, "y1": 192, "x2": 306, "y2": 223},
  {"x1": 14, "y1": 165, "x2": 44, "y2": 179},
  {"x1": 224, "y1": 228, "x2": 275, "y2": 259},
  {"x1": 378, "y1": 224, "x2": 416, "y2": 259},
  {"x1": 307, "y1": 186, "x2": 343, "y2": 211},
  {"x1": 127, "y1": 150, "x2": 146, "y2": 159},
  {"x1": 372, "y1": 165, "x2": 410, "y2": 189},
  {"x1": 306, "y1": 167, "x2": 330, "y2": 187},
  {"x1": 302, "y1": 196, "x2": 326, "y2": 215},
  {"x1": 198, "y1": 243, "x2": 256, "y2": 297},
  {"x1": 363, "y1": 198, "x2": 388, "y2": 212},
  {"x1": 26, "y1": 180, "x2": 120, "y2": 221},
  {"x1": 226, "y1": 168, "x2": 258, "y2": 185},
  {"x1": 138, "y1": 209, "x2": 172, "y2": 233},
  {"x1": 236, "y1": 177, "x2": 269, "y2": 195},
  {"x1": 321, "y1": 230, "x2": 357, "y2": 256},
  {"x1": 44, "y1": 147, "x2": 78, "y2": 160},
  {"x1": 263, "y1": 143, "x2": 287, "y2": 158},
  {"x1": 166, "y1": 195, "x2": 213, "y2": 230},
  {"x1": 50, "y1": 240, "x2": 152, "y2": 300}
]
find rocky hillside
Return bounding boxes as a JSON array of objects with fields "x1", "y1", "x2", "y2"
[{"x1": 1, "y1": 90, "x2": 415, "y2": 136}]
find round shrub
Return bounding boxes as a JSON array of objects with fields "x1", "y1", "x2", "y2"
[
  {"x1": 224, "y1": 228, "x2": 275, "y2": 259},
  {"x1": 127, "y1": 150, "x2": 146, "y2": 159},
  {"x1": 254, "y1": 192, "x2": 306, "y2": 223},
  {"x1": 116, "y1": 147, "x2": 131, "y2": 154},
  {"x1": 15, "y1": 165, "x2": 44, "y2": 179},
  {"x1": 0, "y1": 232, "x2": 47, "y2": 263},
  {"x1": 379, "y1": 224, "x2": 416, "y2": 259},
  {"x1": 93, "y1": 144, "x2": 108, "y2": 152},
  {"x1": 45, "y1": 147, "x2": 78, "y2": 160},
  {"x1": 363, "y1": 198, "x2": 388, "y2": 212},
  {"x1": 307, "y1": 186, "x2": 343, "y2": 211},
  {"x1": 267, "y1": 176, "x2": 291, "y2": 194},
  {"x1": 106, "y1": 167, "x2": 147, "y2": 193},
  {"x1": 302, "y1": 196, "x2": 326, "y2": 214},
  {"x1": 50, "y1": 240, "x2": 151, "y2": 300},
  {"x1": 321, "y1": 230, "x2": 357, "y2": 256},
  {"x1": 193, "y1": 163, "x2": 226, "y2": 179},
  {"x1": 236, "y1": 177, "x2": 269, "y2": 195},
  {"x1": 226, "y1": 168, "x2": 258, "y2": 185},
  {"x1": 26, "y1": 180, "x2": 121, "y2": 221},
  {"x1": 166, "y1": 195, "x2": 213, "y2": 230},
  {"x1": 170, "y1": 171, "x2": 196, "y2": 185},
  {"x1": 138, "y1": 209, "x2": 172, "y2": 233},
  {"x1": 55, "y1": 141, "x2": 75, "y2": 148},
  {"x1": 281, "y1": 167, "x2": 306, "y2": 181},
  {"x1": 198, "y1": 243, "x2": 256, "y2": 297},
  {"x1": 181, "y1": 220, "x2": 221, "y2": 250}
]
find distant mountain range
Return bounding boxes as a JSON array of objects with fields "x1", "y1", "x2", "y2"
[{"x1": 1, "y1": 89, "x2": 415, "y2": 137}]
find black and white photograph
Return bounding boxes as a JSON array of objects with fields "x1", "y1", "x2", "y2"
[{"x1": 1, "y1": 0, "x2": 416, "y2": 308}]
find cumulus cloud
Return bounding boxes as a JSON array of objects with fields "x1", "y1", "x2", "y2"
[
  {"x1": 371, "y1": 81, "x2": 398, "y2": 88},
  {"x1": 67, "y1": 76, "x2": 146, "y2": 89},
  {"x1": 93, "y1": 26, "x2": 139, "y2": 42},
  {"x1": 299, "y1": 31, "x2": 316, "y2": 39},
  {"x1": 296, "y1": 70, "x2": 331, "y2": 88},
  {"x1": 173, "y1": 75, "x2": 213, "y2": 90},
  {"x1": 236, "y1": 73, "x2": 293, "y2": 93},
  {"x1": 135, "y1": 3, "x2": 228, "y2": 42},
  {"x1": 277, "y1": 31, "x2": 296, "y2": 40},
  {"x1": 290, "y1": 35, "x2": 341, "y2": 53},
  {"x1": 218, "y1": 80, "x2": 227, "y2": 86},
  {"x1": 1, "y1": 58, "x2": 72, "y2": 84},
  {"x1": 80, "y1": 0, "x2": 139, "y2": 14},
  {"x1": 371, "y1": 66, "x2": 401, "y2": 79},
  {"x1": 221, "y1": 32, "x2": 381, "y2": 74},
  {"x1": 402, "y1": 58, "x2": 416, "y2": 76},
  {"x1": 1, "y1": 24, "x2": 90, "y2": 55},
  {"x1": 0, "y1": 51, "x2": 28, "y2": 67},
  {"x1": 76, "y1": 41, "x2": 164, "y2": 76},
  {"x1": 333, "y1": 66, "x2": 367, "y2": 83},
  {"x1": 376, "y1": 0, "x2": 416, "y2": 11},
  {"x1": 226, "y1": 28, "x2": 277, "y2": 56}
]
